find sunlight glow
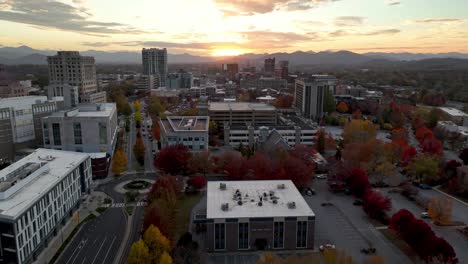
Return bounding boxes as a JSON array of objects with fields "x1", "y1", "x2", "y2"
[{"x1": 211, "y1": 48, "x2": 246, "y2": 56}]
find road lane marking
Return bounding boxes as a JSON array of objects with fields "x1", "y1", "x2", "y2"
[
  {"x1": 69, "y1": 238, "x2": 88, "y2": 264},
  {"x1": 101, "y1": 236, "x2": 117, "y2": 264},
  {"x1": 90, "y1": 236, "x2": 107, "y2": 264}
]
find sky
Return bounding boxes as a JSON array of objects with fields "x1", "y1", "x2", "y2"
[{"x1": 0, "y1": 0, "x2": 468, "y2": 56}]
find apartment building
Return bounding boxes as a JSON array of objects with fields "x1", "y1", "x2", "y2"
[
  {"x1": 0, "y1": 149, "x2": 92, "y2": 264},
  {"x1": 208, "y1": 102, "x2": 277, "y2": 125}
]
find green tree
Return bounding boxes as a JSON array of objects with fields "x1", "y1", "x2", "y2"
[
  {"x1": 134, "y1": 111, "x2": 142, "y2": 122},
  {"x1": 112, "y1": 148, "x2": 128, "y2": 176},
  {"x1": 148, "y1": 96, "x2": 165, "y2": 116},
  {"x1": 323, "y1": 89, "x2": 336, "y2": 114},
  {"x1": 427, "y1": 108, "x2": 439, "y2": 128},
  {"x1": 407, "y1": 154, "x2": 441, "y2": 183},
  {"x1": 127, "y1": 240, "x2": 150, "y2": 264},
  {"x1": 343, "y1": 120, "x2": 377, "y2": 145}
]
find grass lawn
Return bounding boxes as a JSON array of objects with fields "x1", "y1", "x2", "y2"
[
  {"x1": 379, "y1": 228, "x2": 421, "y2": 263},
  {"x1": 174, "y1": 193, "x2": 203, "y2": 237}
]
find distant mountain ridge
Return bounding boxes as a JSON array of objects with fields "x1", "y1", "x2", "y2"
[{"x1": 1, "y1": 45, "x2": 468, "y2": 65}]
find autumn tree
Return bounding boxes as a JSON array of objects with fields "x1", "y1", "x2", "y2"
[
  {"x1": 188, "y1": 150, "x2": 213, "y2": 176},
  {"x1": 159, "y1": 252, "x2": 173, "y2": 264},
  {"x1": 407, "y1": 154, "x2": 440, "y2": 183},
  {"x1": 133, "y1": 136, "x2": 145, "y2": 165},
  {"x1": 346, "y1": 168, "x2": 370, "y2": 197},
  {"x1": 148, "y1": 176, "x2": 180, "y2": 204},
  {"x1": 273, "y1": 95, "x2": 294, "y2": 108},
  {"x1": 428, "y1": 196, "x2": 453, "y2": 225},
  {"x1": 187, "y1": 176, "x2": 207, "y2": 190},
  {"x1": 415, "y1": 126, "x2": 433, "y2": 143},
  {"x1": 401, "y1": 146, "x2": 417, "y2": 166},
  {"x1": 336, "y1": 101, "x2": 349, "y2": 113},
  {"x1": 153, "y1": 124, "x2": 161, "y2": 141},
  {"x1": 173, "y1": 232, "x2": 200, "y2": 264},
  {"x1": 154, "y1": 145, "x2": 192, "y2": 175},
  {"x1": 148, "y1": 96, "x2": 165, "y2": 116},
  {"x1": 143, "y1": 225, "x2": 171, "y2": 264},
  {"x1": 112, "y1": 148, "x2": 128, "y2": 176},
  {"x1": 343, "y1": 120, "x2": 377, "y2": 145},
  {"x1": 363, "y1": 189, "x2": 392, "y2": 222},
  {"x1": 224, "y1": 153, "x2": 249, "y2": 180},
  {"x1": 248, "y1": 153, "x2": 274, "y2": 180},
  {"x1": 133, "y1": 100, "x2": 142, "y2": 112},
  {"x1": 134, "y1": 111, "x2": 142, "y2": 123},
  {"x1": 127, "y1": 240, "x2": 150, "y2": 264},
  {"x1": 421, "y1": 136, "x2": 443, "y2": 156},
  {"x1": 459, "y1": 147, "x2": 468, "y2": 165},
  {"x1": 275, "y1": 153, "x2": 314, "y2": 187}
]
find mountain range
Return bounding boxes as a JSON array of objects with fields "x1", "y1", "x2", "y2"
[{"x1": 1, "y1": 45, "x2": 468, "y2": 66}]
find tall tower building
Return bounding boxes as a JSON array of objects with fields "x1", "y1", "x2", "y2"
[
  {"x1": 294, "y1": 75, "x2": 336, "y2": 120},
  {"x1": 142, "y1": 48, "x2": 168, "y2": 87},
  {"x1": 279, "y1": 60, "x2": 289, "y2": 80},
  {"x1": 264, "y1": 58, "x2": 275, "y2": 73},
  {"x1": 47, "y1": 51, "x2": 98, "y2": 102}
]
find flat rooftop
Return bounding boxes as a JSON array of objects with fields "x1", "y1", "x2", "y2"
[
  {"x1": 207, "y1": 180, "x2": 315, "y2": 219},
  {"x1": 0, "y1": 96, "x2": 49, "y2": 108},
  {"x1": 49, "y1": 103, "x2": 116, "y2": 118},
  {"x1": 209, "y1": 102, "x2": 276, "y2": 112},
  {"x1": 160, "y1": 116, "x2": 209, "y2": 133},
  {"x1": 439, "y1": 107, "x2": 468, "y2": 117},
  {"x1": 0, "y1": 148, "x2": 89, "y2": 220}
]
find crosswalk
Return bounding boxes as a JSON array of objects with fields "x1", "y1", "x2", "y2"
[{"x1": 103, "y1": 202, "x2": 147, "y2": 208}]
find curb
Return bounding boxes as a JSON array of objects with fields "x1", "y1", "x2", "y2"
[{"x1": 433, "y1": 186, "x2": 468, "y2": 206}]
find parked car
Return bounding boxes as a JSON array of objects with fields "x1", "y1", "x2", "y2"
[
  {"x1": 306, "y1": 188, "x2": 316, "y2": 196},
  {"x1": 353, "y1": 200, "x2": 363, "y2": 206},
  {"x1": 421, "y1": 212, "x2": 430, "y2": 219},
  {"x1": 418, "y1": 183, "x2": 432, "y2": 190},
  {"x1": 319, "y1": 244, "x2": 336, "y2": 252},
  {"x1": 316, "y1": 174, "x2": 327, "y2": 180}
]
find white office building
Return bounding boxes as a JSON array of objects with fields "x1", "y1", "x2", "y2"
[
  {"x1": 159, "y1": 116, "x2": 209, "y2": 151},
  {"x1": 0, "y1": 149, "x2": 92, "y2": 264}
]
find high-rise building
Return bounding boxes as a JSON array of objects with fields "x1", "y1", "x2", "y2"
[
  {"x1": 222, "y1": 63, "x2": 239, "y2": 80},
  {"x1": 264, "y1": 58, "x2": 276, "y2": 73},
  {"x1": 47, "y1": 51, "x2": 101, "y2": 103},
  {"x1": 0, "y1": 66, "x2": 28, "y2": 98},
  {"x1": 294, "y1": 75, "x2": 336, "y2": 120},
  {"x1": 167, "y1": 70, "x2": 193, "y2": 89},
  {"x1": 142, "y1": 48, "x2": 168, "y2": 87},
  {"x1": 0, "y1": 148, "x2": 92, "y2": 264},
  {"x1": 278, "y1": 60, "x2": 289, "y2": 80}
]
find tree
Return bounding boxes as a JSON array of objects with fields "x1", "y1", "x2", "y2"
[
  {"x1": 173, "y1": 232, "x2": 200, "y2": 264},
  {"x1": 159, "y1": 252, "x2": 173, "y2": 264},
  {"x1": 371, "y1": 160, "x2": 397, "y2": 185},
  {"x1": 133, "y1": 137, "x2": 145, "y2": 165},
  {"x1": 248, "y1": 153, "x2": 274, "y2": 180},
  {"x1": 315, "y1": 130, "x2": 326, "y2": 154},
  {"x1": 143, "y1": 225, "x2": 171, "y2": 263},
  {"x1": 275, "y1": 154, "x2": 314, "y2": 187},
  {"x1": 389, "y1": 209, "x2": 416, "y2": 234},
  {"x1": 224, "y1": 154, "x2": 249, "y2": 180},
  {"x1": 444, "y1": 160, "x2": 462, "y2": 179},
  {"x1": 347, "y1": 168, "x2": 370, "y2": 197},
  {"x1": 155, "y1": 145, "x2": 192, "y2": 175},
  {"x1": 187, "y1": 176, "x2": 207, "y2": 190},
  {"x1": 188, "y1": 150, "x2": 213, "y2": 176},
  {"x1": 459, "y1": 147, "x2": 468, "y2": 165},
  {"x1": 148, "y1": 96, "x2": 165, "y2": 116},
  {"x1": 273, "y1": 95, "x2": 294, "y2": 108},
  {"x1": 134, "y1": 111, "x2": 142, "y2": 123},
  {"x1": 427, "y1": 108, "x2": 439, "y2": 128},
  {"x1": 112, "y1": 148, "x2": 128, "y2": 176},
  {"x1": 148, "y1": 176, "x2": 180, "y2": 204},
  {"x1": 336, "y1": 101, "x2": 349, "y2": 113},
  {"x1": 153, "y1": 124, "x2": 161, "y2": 141},
  {"x1": 352, "y1": 109, "x2": 362, "y2": 120},
  {"x1": 362, "y1": 189, "x2": 392, "y2": 222},
  {"x1": 401, "y1": 146, "x2": 417, "y2": 166},
  {"x1": 143, "y1": 202, "x2": 175, "y2": 240},
  {"x1": 407, "y1": 154, "x2": 440, "y2": 183},
  {"x1": 343, "y1": 120, "x2": 377, "y2": 145},
  {"x1": 323, "y1": 89, "x2": 336, "y2": 114},
  {"x1": 421, "y1": 136, "x2": 443, "y2": 156},
  {"x1": 181, "y1": 108, "x2": 199, "y2": 116},
  {"x1": 428, "y1": 196, "x2": 453, "y2": 225},
  {"x1": 134, "y1": 100, "x2": 142, "y2": 112},
  {"x1": 415, "y1": 126, "x2": 433, "y2": 143},
  {"x1": 127, "y1": 240, "x2": 150, "y2": 264}
]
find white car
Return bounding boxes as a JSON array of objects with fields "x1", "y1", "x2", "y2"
[
  {"x1": 316, "y1": 174, "x2": 327, "y2": 180},
  {"x1": 319, "y1": 244, "x2": 336, "y2": 252},
  {"x1": 421, "y1": 212, "x2": 430, "y2": 219}
]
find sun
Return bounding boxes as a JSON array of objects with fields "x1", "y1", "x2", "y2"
[{"x1": 211, "y1": 48, "x2": 246, "y2": 57}]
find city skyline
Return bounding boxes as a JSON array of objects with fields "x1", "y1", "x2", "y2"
[{"x1": 1, "y1": 0, "x2": 468, "y2": 56}]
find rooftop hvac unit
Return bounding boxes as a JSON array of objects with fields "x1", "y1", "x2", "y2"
[
  {"x1": 221, "y1": 203, "x2": 229, "y2": 211},
  {"x1": 277, "y1": 184, "x2": 285, "y2": 190},
  {"x1": 220, "y1": 183, "x2": 226, "y2": 190},
  {"x1": 287, "y1": 202, "x2": 296, "y2": 209}
]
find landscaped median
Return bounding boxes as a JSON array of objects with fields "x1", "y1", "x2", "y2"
[{"x1": 48, "y1": 213, "x2": 97, "y2": 264}]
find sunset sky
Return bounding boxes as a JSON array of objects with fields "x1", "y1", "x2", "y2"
[{"x1": 1, "y1": 0, "x2": 467, "y2": 56}]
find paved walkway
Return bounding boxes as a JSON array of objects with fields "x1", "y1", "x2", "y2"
[{"x1": 34, "y1": 192, "x2": 111, "y2": 264}]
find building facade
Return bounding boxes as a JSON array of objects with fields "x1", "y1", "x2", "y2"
[
  {"x1": 0, "y1": 149, "x2": 92, "y2": 264},
  {"x1": 159, "y1": 116, "x2": 209, "y2": 151},
  {"x1": 295, "y1": 76, "x2": 336, "y2": 120},
  {"x1": 202, "y1": 180, "x2": 315, "y2": 252},
  {"x1": 0, "y1": 108, "x2": 14, "y2": 164},
  {"x1": 224, "y1": 125, "x2": 316, "y2": 148},
  {"x1": 42, "y1": 103, "x2": 117, "y2": 155},
  {"x1": 47, "y1": 51, "x2": 99, "y2": 103},
  {"x1": 264, "y1": 58, "x2": 276, "y2": 73},
  {"x1": 142, "y1": 48, "x2": 168, "y2": 87},
  {"x1": 209, "y1": 102, "x2": 277, "y2": 126},
  {"x1": 240, "y1": 77, "x2": 287, "y2": 91},
  {"x1": 167, "y1": 70, "x2": 193, "y2": 89}
]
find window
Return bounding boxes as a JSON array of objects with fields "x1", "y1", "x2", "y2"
[
  {"x1": 296, "y1": 221, "x2": 308, "y2": 248},
  {"x1": 238, "y1": 222, "x2": 249, "y2": 249},
  {"x1": 273, "y1": 222, "x2": 284, "y2": 249},
  {"x1": 214, "y1": 223, "x2": 225, "y2": 250},
  {"x1": 43, "y1": 123, "x2": 50, "y2": 145},
  {"x1": 73, "y1": 122, "x2": 82, "y2": 144},
  {"x1": 52, "y1": 123, "x2": 61, "y2": 145},
  {"x1": 99, "y1": 122, "x2": 107, "y2": 144}
]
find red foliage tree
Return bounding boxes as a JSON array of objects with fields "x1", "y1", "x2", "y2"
[
  {"x1": 401, "y1": 146, "x2": 417, "y2": 166},
  {"x1": 273, "y1": 95, "x2": 294, "y2": 108},
  {"x1": 275, "y1": 154, "x2": 313, "y2": 187},
  {"x1": 187, "y1": 176, "x2": 207, "y2": 190},
  {"x1": 154, "y1": 145, "x2": 192, "y2": 175},
  {"x1": 224, "y1": 154, "x2": 249, "y2": 180},
  {"x1": 152, "y1": 125, "x2": 161, "y2": 141},
  {"x1": 347, "y1": 168, "x2": 370, "y2": 197},
  {"x1": 415, "y1": 126, "x2": 434, "y2": 143},
  {"x1": 148, "y1": 176, "x2": 181, "y2": 203},
  {"x1": 143, "y1": 203, "x2": 174, "y2": 240},
  {"x1": 389, "y1": 209, "x2": 415, "y2": 234},
  {"x1": 444, "y1": 160, "x2": 462, "y2": 179},
  {"x1": 459, "y1": 147, "x2": 468, "y2": 165},
  {"x1": 248, "y1": 153, "x2": 274, "y2": 180},
  {"x1": 362, "y1": 189, "x2": 392, "y2": 221},
  {"x1": 421, "y1": 136, "x2": 443, "y2": 156}
]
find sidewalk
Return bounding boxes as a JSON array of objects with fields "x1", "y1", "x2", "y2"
[{"x1": 34, "y1": 191, "x2": 110, "y2": 264}]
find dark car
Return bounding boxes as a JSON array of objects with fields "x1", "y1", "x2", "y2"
[
  {"x1": 353, "y1": 200, "x2": 363, "y2": 206},
  {"x1": 418, "y1": 183, "x2": 432, "y2": 190}
]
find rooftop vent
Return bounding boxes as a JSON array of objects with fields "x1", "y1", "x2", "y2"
[
  {"x1": 272, "y1": 199, "x2": 278, "y2": 204},
  {"x1": 220, "y1": 183, "x2": 226, "y2": 190},
  {"x1": 277, "y1": 184, "x2": 285, "y2": 190},
  {"x1": 258, "y1": 201, "x2": 263, "y2": 206},
  {"x1": 221, "y1": 203, "x2": 229, "y2": 211},
  {"x1": 287, "y1": 202, "x2": 296, "y2": 209},
  {"x1": 237, "y1": 200, "x2": 243, "y2": 206}
]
